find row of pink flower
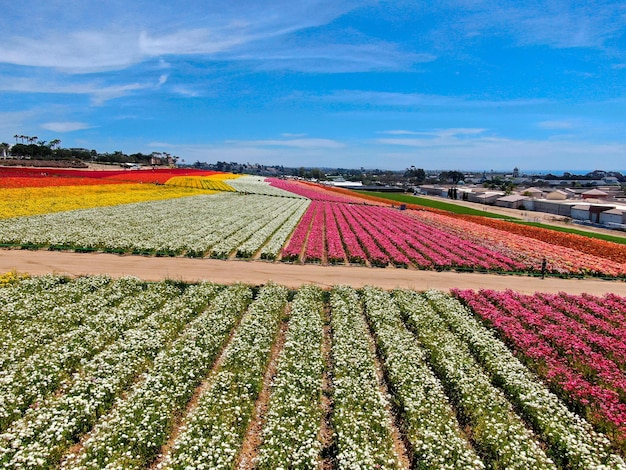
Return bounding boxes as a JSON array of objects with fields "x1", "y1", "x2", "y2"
[
  {"x1": 579, "y1": 292, "x2": 626, "y2": 326},
  {"x1": 303, "y1": 201, "x2": 325, "y2": 262},
  {"x1": 285, "y1": 201, "x2": 534, "y2": 270},
  {"x1": 329, "y1": 202, "x2": 367, "y2": 263},
  {"x1": 412, "y1": 210, "x2": 626, "y2": 277},
  {"x1": 267, "y1": 178, "x2": 376, "y2": 204},
  {"x1": 367, "y1": 206, "x2": 524, "y2": 271},
  {"x1": 534, "y1": 292, "x2": 626, "y2": 361},
  {"x1": 454, "y1": 289, "x2": 626, "y2": 442},
  {"x1": 325, "y1": 202, "x2": 347, "y2": 263},
  {"x1": 486, "y1": 290, "x2": 626, "y2": 394},
  {"x1": 281, "y1": 202, "x2": 316, "y2": 260},
  {"x1": 335, "y1": 203, "x2": 390, "y2": 266}
]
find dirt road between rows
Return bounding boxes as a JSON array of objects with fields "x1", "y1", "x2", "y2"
[{"x1": 2, "y1": 249, "x2": 625, "y2": 295}]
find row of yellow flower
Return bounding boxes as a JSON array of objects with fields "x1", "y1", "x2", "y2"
[
  {"x1": 0, "y1": 184, "x2": 210, "y2": 219},
  {"x1": 0, "y1": 271, "x2": 29, "y2": 286},
  {"x1": 165, "y1": 175, "x2": 237, "y2": 192}
]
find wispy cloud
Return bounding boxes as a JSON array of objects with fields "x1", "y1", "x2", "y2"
[
  {"x1": 41, "y1": 122, "x2": 93, "y2": 132},
  {"x1": 0, "y1": 75, "x2": 166, "y2": 105},
  {"x1": 226, "y1": 138, "x2": 345, "y2": 149},
  {"x1": 311, "y1": 90, "x2": 550, "y2": 108},
  {"x1": 437, "y1": 1, "x2": 626, "y2": 50},
  {"x1": 0, "y1": 1, "x2": 377, "y2": 73}
]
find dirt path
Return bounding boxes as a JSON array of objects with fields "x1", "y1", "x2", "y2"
[{"x1": 2, "y1": 249, "x2": 625, "y2": 295}]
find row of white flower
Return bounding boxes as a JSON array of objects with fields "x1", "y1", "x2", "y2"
[
  {"x1": 61, "y1": 284, "x2": 253, "y2": 469},
  {"x1": 158, "y1": 283, "x2": 289, "y2": 470},
  {"x1": 213, "y1": 197, "x2": 309, "y2": 259},
  {"x1": 0, "y1": 275, "x2": 113, "y2": 373},
  {"x1": 393, "y1": 290, "x2": 557, "y2": 469},
  {"x1": 423, "y1": 289, "x2": 626, "y2": 469},
  {"x1": 329, "y1": 286, "x2": 401, "y2": 469},
  {"x1": 0, "y1": 282, "x2": 221, "y2": 469},
  {"x1": 361, "y1": 286, "x2": 485, "y2": 469},
  {"x1": 0, "y1": 277, "x2": 165, "y2": 433},
  {"x1": 255, "y1": 284, "x2": 325, "y2": 469},
  {"x1": 236, "y1": 198, "x2": 309, "y2": 259},
  {"x1": 227, "y1": 175, "x2": 306, "y2": 198},
  {"x1": 0, "y1": 193, "x2": 306, "y2": 259}
]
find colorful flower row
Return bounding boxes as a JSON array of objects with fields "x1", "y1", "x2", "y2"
[
  {"x1": 454, "y1": 289, "x2": 626, "y2": 448},
  {"x1": 165, "y1": 176, "x2": 237, "y2": 192},
  {"x1": 0, "y1": 167, "x2": 221, "y2": 187},
  {"x1": 426, "y1": 289, "x2": 625, "y2": 469},
  {"x1": 268, "y1": 178, "x2": 384, "y2": 204},
  {"x1": 284, "y1": 201, "x2": 526, "y2": 271},
  {"x1": 61, "y1": 284, "x2": 252, "y2": 469},
  {"x1": 455, "y1": 214, "x2": 626, "y2": 264},
  {"x1": 256, "y1": 285, "x2": 325, "y2": 469},
  {"x1": 394, "y1": 290, "x2": 556, "y2": 469},
  {"x1": 413, "y1": 210, "x2": 626, "y2": 277},
  {"x1": 2, "y1": 275, "x2": 625, "y2": 468},
  {"x1": 303, "y1": 201, "x2": 325, "y2": 262},
  {"x1": 0, "y1": 184, "x2": 208, "y2": 219},
  {"x1": 158, "y1": 283, "x2": 288, "y2": 470}
]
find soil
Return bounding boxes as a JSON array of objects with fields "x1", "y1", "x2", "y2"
[{"x1": 2, "y1": 249, "x2": 625, "y2": 295}]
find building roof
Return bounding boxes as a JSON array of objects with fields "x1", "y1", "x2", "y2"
[
  {"x1": 582, "y1": 189, "x2": 609, "y2": 196},
  {"x1": 497, "y1": 194, "x2": 529, "y2": 202},
  {"x1": 571, "y1": 204, "x2": 590, "y2": 210},
  {"x1": 603, "y1": 208, "x2": 624, "y2": 215}
]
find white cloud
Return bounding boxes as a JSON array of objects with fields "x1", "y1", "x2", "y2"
[
  {"x1": 0, "y1": 75, "x2": 165, "y2": 105},
  {"x1": 0, "y1": 1, "x2": 380, "y2": 73},
  {"x1": 312, "y1": 90, "x2": 550, "y2": 108},
  {"x1": 41, "y1": 121, "x2": 92, "y2": 132},
  {"x1": 437, "y1": 1, "x2": 626, "y2": 50},
  {"x1": 226, "y1": 138, "x2": 345, "y2": 149}
]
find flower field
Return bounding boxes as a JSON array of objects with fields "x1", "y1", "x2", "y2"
[
  {"x1": 0, "y1": 193, "x2": 309, "y2": 259},
  {"x1": 277, "y1": 198, "x2": 626, "y2": 277},
  {"x1": 0, "y1": 170, "x2": 624, "y2": 278},
  {"x1": 1, "y1": 274, "x2": 625, "y2": 469}
]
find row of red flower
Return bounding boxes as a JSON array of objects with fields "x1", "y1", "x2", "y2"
[
  {"x1": 0, "y1": 167, "x2": 219, "y2": 187},
  {"x1": 454, "y1": 289, "x2": 626, "y2": 445}
]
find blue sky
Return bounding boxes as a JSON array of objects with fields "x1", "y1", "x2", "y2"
[{"x1": 1, "y1": 0, "x2": 625, "y2": 172}]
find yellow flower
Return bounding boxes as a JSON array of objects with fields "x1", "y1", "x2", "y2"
[{"x1": 0, "y1": 184, "x2": 210, "y2": 219}]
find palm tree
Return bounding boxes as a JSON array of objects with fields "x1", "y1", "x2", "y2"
[
  {"x1": 49, "y1": 139, "x2": 61, "y2": 150},
  {"x1": 13, "y1": 134, "x2": 19, "y2": 144}
]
